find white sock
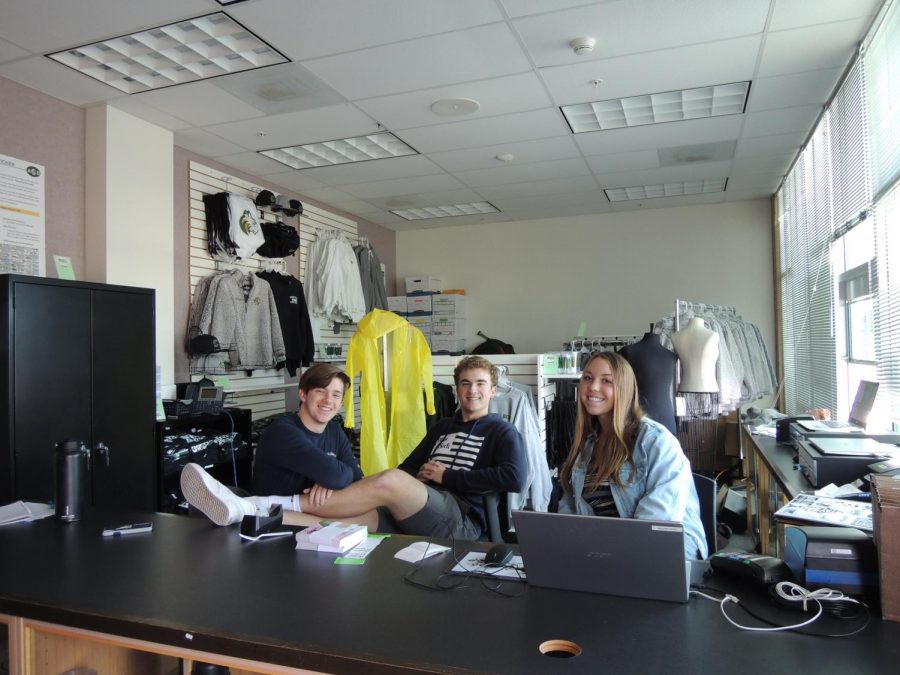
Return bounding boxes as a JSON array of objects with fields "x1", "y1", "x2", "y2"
[
  {"x1": 248, "y1": 495, "x2": 300, "y2": 513},
  {"x1": 243, "y1": 496, "x2": 271, "y2": 516}
]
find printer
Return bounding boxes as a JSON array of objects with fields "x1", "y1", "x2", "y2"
[
  {"x1": 797, "y1": 436, "x2": 899, "y2": 487},
  {"x1": 784, "y1": 526, "x2": 878, "y2": 600}
]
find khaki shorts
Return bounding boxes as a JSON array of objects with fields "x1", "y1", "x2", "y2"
[{"x1": 377, "y1": 485, "x2": 481, "y2": 540}]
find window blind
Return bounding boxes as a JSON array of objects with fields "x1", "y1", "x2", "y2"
[
  {"x1": 865, "y1": 0, "x2": 900, "y2": 201},
  {"x1": 778, "y1": 0, "x2": 900, "y2": 424}
]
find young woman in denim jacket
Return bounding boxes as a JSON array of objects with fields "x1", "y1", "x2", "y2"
[{"x1": 557, "y1": 351, "x2": 707, "y2": 560}]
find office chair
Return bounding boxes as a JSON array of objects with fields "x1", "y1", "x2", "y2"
[
  {"x1": 692, "y1": 472, "x2": 718, "y2": 557},
  {"x1": 481, "y1": 492, "x2": 516, "y2": 543}
]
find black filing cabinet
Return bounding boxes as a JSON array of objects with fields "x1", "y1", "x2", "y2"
[{"x1": 0, "y1": 274, "x2": 157, "y2": 510}]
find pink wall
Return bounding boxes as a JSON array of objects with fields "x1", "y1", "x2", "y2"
[
  {"x1": 0, "y1": 76, "x2": 85, "y2": 277},
  {"x1": 172, "y1": 146, "x2": 396, "y2": 381}
]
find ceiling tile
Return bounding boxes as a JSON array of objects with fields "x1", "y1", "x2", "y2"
[
  {"x1": 768, "y1": 0, "x2": 882, "y2": 31},
  {"x1": 108, "y1": 96, "x2": 193, "y2": 131},
  {"x1": 302, "y1": 23, "x2": 532, "y2": 100},
  {"x1": 0, "y1": 55, "x2": 121, "y2": 105},
  {"x1": 757, "y1": 18, "x2": 871, "y2": 78},
  {"x1": 206, "y1": 104, "x2": 378, "y2": 151},
  {"x1": 500, "y1": 0, "x2": 603, "y2": 19},
  {"x1": 355, "y1": 72, "x2": 552, "y2": 131},
  {"x1": 341, "y1": 173, "x2": 466, "y2": 199},
  {"x1": 323, "y1": 198, "x2": 384, "y2": 217},
  {"x1": 731, "y1": 153, "x2": 794, "y2": 175},
  {"x1": 227, "y1": 0, "x2": 505, "y2": 61},
  {"x1": 0, "y1": 0, "x2": 212, "y2": 52},
  {"x1": 427, "y1": 135, "x2": 580, "y2": 172},
  {"x1": 575, "y1": 115, "x2": 743, "y2": 156},
  {"x1": 130, "y1": 81, "x2": 266, "y2": 127},
  {"x1": 742, "y1": 105, "x2": 822, "y2": 138},
  {"x1": 477, "y1": 175, "x2": 600, "y2": 199},
  {"x1": 735, "y1": 131, "x2": 807, "y2": 158},
  {"x1": 0, "y1": 38, "x2": 29, "y2": 63},
  {"x1": 584, "y1": 149, "x2": 661, "y2": 174},
  {"x1": 746, "y1": 67, "x2": 844, "y2": 112},
  {"x1": 540, "y1": 35, "x2": 761, "y2": 105},
  {"x1": 215, "y1": 151, "x2": 298, "y2": 177},
  {"x1": 514, "y1": 0, "x2": 769, "y2": 67},
  {"x1": 293, "y1": 185, "x2": 359, "y2": 203},
  {"x1": 173, "y1": 129, "x2": 247, "y2": 158},
  {"x1": 210, "y1": 63, "x2": 347, "y2": 116},
  {"x1": 398, "y1": 108, "x2": 568, "y2": 154},
  {"x1": 727, "y1": 174, "x2": 782, "y2": 193},
  {"x1": 455, "y1": 157, "x2": 591, "y2": 188},
  {"x1": 295, "y1": 155, "x2": 445, "y2": 186},
  {"x1": 503, "y1": 200, "x2": 614, "y2": 221},
  {"x1": 265, "y1": 171, "x2": 329, "y2": 194}
]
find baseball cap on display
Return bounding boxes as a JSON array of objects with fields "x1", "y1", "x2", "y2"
[
  {"x1": 272, "y1": 195, "x2": 302, "y2": 217},
  {"x1": 254, "y1": 189, "x2": 277, "y2": 207}
]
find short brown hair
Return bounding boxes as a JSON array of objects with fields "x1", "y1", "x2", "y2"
[
  {"x1": 298, "y1": 363, "x2": 350, "y2": 393},
  {"x1": 453, "y1": 355, "x2": 498, "y2": 387}
]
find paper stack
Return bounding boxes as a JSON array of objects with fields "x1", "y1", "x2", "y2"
[
  {"x1": 872, "y1": 475, "x2": 900, "y2": 622},
  {"x1": 295, "y1": 521, "x2": 368, "y2": 553},
  {"x1": 0, "y1": 501, "x2": 54, "y2": 525},
  {"x1": 773, "y1": 493, "x2": 873, "y2": 531}
]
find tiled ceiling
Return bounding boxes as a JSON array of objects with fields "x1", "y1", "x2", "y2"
[{"x1": 0, "y1": 0, "x2": 883, "y2": 231}]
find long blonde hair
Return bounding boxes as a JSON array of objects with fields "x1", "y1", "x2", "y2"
[{"x1": 559, "y1": 351, "x2": 644, "y2": 491}]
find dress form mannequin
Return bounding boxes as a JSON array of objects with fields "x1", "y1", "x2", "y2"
[
  {"x1": 671, "y1": 318, "x2": 719, "y2": 393},
  {"x1": 619, "y1": 332, "x2": 677, "y2": 434}
]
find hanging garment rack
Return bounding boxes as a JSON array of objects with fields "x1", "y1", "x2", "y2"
[{"x1": 563, "y1": 335, "x2": 640, "y2": 351}]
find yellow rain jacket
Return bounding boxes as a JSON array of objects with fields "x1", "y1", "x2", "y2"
[{"x1": 343, "y1": 309, "x2": 435, "y2": 475}]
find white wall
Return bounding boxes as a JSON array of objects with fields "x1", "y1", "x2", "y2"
[
  {"x1": 85, "y1": 105, "x2": 175, "y2": 394},
  {"x1": 396, "y1": 199, "x2": 775, "y2": 356}
]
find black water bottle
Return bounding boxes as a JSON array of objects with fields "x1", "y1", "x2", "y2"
[{"x1": 55, "y1": 440, "x2": 88, "y2": 522}]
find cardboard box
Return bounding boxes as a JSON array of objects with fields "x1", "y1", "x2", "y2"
[
  {"x1": 408, "y1": 315, "x2": 432, "y2": 332},
  {"x1": 387, "y1": 296, "x2": 407, "y2": 313},
  {"x1": 406, "y1": 295, "x2": 433, "y2": 314},
  {"x1": 432, "y1": 317, "x2": 466, "y2": 336},
  {"x1": 431, "y1": 337, "x2": 466, "y2": 354},
  {"x1": 432, "y1": 294, "x2": 468, "y2": 317},
  {"x1": 872, "y1": 475, "x2": 900, "y2": 622},
  {"x1": 405, "y1": 276, "x2": 442, "y2": 294}
]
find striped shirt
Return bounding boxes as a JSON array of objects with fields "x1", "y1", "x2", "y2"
[{"x1": 582, "y1": 472, "x2": 619, "y2": 517}]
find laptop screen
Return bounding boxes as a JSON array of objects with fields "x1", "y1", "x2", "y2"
[{"x1": 848, "y1": 380, "x2": 879, "y2": 428}]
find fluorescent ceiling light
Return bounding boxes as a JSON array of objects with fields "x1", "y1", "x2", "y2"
[
  {"x1": 46, "y1": 12, "x2": 288, "y2": 94},
  {"x1": 604, "y1": 179, "x2": 728, "y2": 202},
  {"x1": 260, "y1": 132, "x2": 418, "y2": 169},
  {"x1": 562, "y1": 82, "x2": 749, "y2": 133},
  {"x1": 392, "y1": 202, "x2": 500, "y2": 220}
]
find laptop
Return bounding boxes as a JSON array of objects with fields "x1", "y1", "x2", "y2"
[
  {"x1": 511, "y1": 510, "x2": 690, "y2": 603},
  {"x1": 796, "y1": 380, "x2": 879, "y2": 433}
]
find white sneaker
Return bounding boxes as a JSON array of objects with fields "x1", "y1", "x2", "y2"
[{"x1": 180, "y1": 463, "x2": 246, "y2": 526}]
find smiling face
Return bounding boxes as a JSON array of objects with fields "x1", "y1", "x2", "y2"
[
  {"x1": 298, "y1": 376, "x2": 346, "y2": 432},
  {"x1": 455, "y1": 367, "x2": 496, "y2": 421},
  {"x1": 579, "y1": 356, "x2": 616, "y2": 424}
]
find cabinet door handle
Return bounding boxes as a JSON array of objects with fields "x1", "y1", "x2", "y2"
[{"x1": 96, "y1": 442, "x2": 111, "y2": 467}]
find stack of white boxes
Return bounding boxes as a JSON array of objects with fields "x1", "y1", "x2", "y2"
[
  {"x1": 404, "y1": 276, "x2": 442, "y2": 348},
  {"x1": 387, "y1": 295, "x2": 408, "y2": 316},
  {"x1": 431, "y1": 293, "x2": 467, "y2": 354}
]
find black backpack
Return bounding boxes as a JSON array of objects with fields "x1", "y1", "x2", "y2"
[{"x1": 471, "y1": 331, "x2": 515, "y2": 355}]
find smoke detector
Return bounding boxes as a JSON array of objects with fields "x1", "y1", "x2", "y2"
[{"x1": 570, "y1": 37, "x2": 596, "y2": 56}]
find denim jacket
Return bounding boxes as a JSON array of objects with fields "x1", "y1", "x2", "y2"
[{"x1": 557, "y1": 417, "x2": 707, "y2": 560}]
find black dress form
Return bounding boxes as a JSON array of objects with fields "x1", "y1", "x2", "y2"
[{"x1": 619, "y1": 333, "x2": 678, "y2": 434}]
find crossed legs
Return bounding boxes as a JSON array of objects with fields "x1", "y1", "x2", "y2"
[{"x1": 284, "y1": 469, "x2": 429, "y2": 530}]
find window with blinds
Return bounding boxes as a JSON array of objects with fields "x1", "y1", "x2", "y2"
[{"x1": 777, "y1": 0, "x2": 899, "y2": 426}]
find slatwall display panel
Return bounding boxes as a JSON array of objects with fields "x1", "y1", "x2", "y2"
[{"x1": 188, "y1": 161, "x2": 361, "y2": 420}]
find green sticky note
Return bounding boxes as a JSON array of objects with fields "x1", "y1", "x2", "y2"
[
  {"x1": 214, "y1": 375, "x2": 230, "y2": 388},
  {"x1": 334, "y1": 557, "x2": 366, "y2": 565},
  {"x1": 576, "y1": 322, "x2": 587, "y2": 337},
  {"x1": 53, "y1": 255, "x2": 75, "y2": 280}
]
